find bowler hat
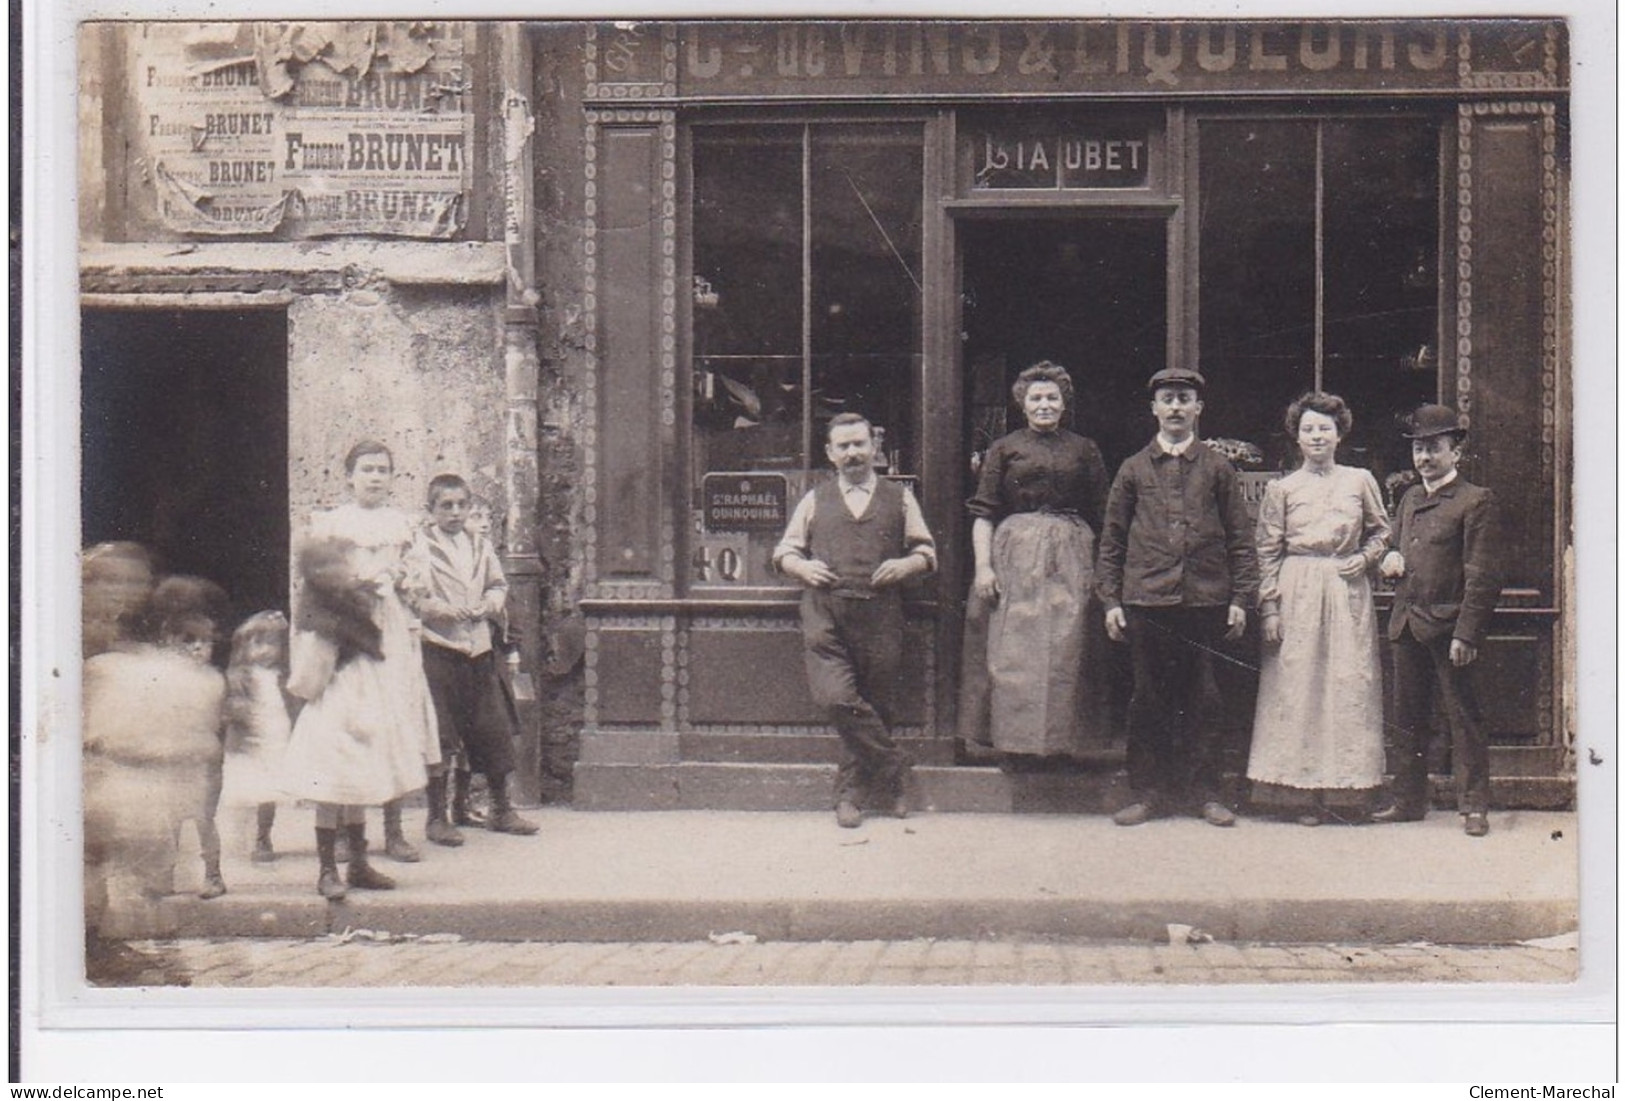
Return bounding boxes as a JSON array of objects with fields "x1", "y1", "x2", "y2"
[
  {"x1": 1400, "y1": 403, "x2": 1466, "y2": 439},
  {"x1": 1146, "y1": 366, "x2": 1206, "y2": 395}
]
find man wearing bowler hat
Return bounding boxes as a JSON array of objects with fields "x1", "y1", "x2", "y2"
[
  {"x1": 1375, "y1": 403, "x2": 1503, "y2": 836},
  {"x1": 1097, "y1": 366, "x2": 1259, "y2": 828}
]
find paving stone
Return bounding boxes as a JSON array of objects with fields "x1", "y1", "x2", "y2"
[{"x1": 104, "y1": 938, "x2": 1588, "y2": 989}]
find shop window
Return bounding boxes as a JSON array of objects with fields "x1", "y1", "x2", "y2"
[
  {"x1": 690, "y1": 123, "x2": 924, "y2": 590},
  {"x1": 1198, "y1": 117, "x2": 1439, "y2": 499}
]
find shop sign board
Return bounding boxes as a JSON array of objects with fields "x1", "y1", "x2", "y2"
[
  {"x1": 973, "y1": 127, "x2": 1150, "y2": 189},
  {"x1": 702, "y1": 472, "x2": 790, "y2": 533},
  {"x1": 589, "y1": 19, "x2": 1566, "y2": 102},
  {"x1": 125, "y1": 21, "x2": 473, "y2": 238}
]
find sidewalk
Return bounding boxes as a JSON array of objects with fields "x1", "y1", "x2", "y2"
[{"x1": 164, "y1": 805, "x2": 1580, "y2": 946}]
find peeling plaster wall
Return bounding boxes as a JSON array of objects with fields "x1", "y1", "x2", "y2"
[
  {"x1": 528, "y1": 24, "x2": 591, "y2": 796},
  {"x1": 288, "y1": 281, "x2": 506, "y2": 531}
]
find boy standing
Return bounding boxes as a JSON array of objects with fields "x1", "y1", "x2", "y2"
[
  {"x1": 774, "y1": 413, "x2": 936, "y2": 828},
  {"x1": 1097, "y1": 366, "x2": 1259, "y2": 827},
  {"x1": 1375, "y1": 404, "x2": 1502, "y2": 836},
  {"x1": 416, "y1": 474, "x2": 538, "y2": 842}
]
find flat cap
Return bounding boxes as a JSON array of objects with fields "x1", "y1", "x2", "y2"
[{"x1": 1147, "y1": 366, "x2": 1206, "y2": 395}]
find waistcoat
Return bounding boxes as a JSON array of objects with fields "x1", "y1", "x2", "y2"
[{"x1": 808, "y1": 477, "x2": 906, "y2": 594}]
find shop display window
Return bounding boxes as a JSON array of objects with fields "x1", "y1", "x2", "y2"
[
  {"x1": 690, "y1": 122, "x2": 924, "y2": 590},
  {"x1": 1198, "y1": 116, "x2": 1440, "y2": 504}
]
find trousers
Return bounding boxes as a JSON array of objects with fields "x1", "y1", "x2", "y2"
[
  {"x1": 1123, "y1": 604, "x2": 1229, "y2": 806},
  {"x1": 800, "y1": 588, "x2": 909, "y2": 808},
  {"x1": 1390, "y1": 627, "x2": 1490, "y2": 814}
]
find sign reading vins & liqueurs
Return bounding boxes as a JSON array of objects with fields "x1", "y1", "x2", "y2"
[{"x1": 127, "y1": 21, "x2": 473, "y2": 238}]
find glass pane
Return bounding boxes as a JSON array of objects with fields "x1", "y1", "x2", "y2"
[
  {"x1": 810, "y1": 124, "x2": 924, "y2": 476},
  {"x1": 1198, "y1": 120, "x2": 1316, "y2": 470},
  {"x1": 691, "y1": 126, "x2": 803, "y2": 589},
  {"x1": 692, "y1": 124, "x2": 803, "y2": 470},
  {"x1": 688, "y1": 123, "x2": 924, "y2": 591},
  {"x1": 1322, "y1": 118, "x2": 1440, "y2": 498}
]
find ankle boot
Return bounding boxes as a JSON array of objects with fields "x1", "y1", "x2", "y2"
[
  {"x1": 198, "y1": 856, "x2": 227, "y2": 900},
  {"x1": 382, "y1": 799, "x2": 422, "y2": 862},
  {"x1": 252, "y1": 803, "x2": 277, "y2": 863},
  {"x1": 452, "y1": 769, "x2": 486, "y2": 827},
  {"x1": 486, "y1": 773, "x2": 539, "y2": 835},
  {"x1": 345, "y1": 825, "x2": 397, "y2": 890},
  {"x1": 315, "y1": 827, "x2": 348, "y2": 900},
  {"x1": 424, "y1": 774, "x2": 464, "y2": 847}
]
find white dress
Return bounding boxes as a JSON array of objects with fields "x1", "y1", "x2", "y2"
[
  {"x1": 280, "y1": 504, "x2": 440, "y2": 806},
  {"x1": 1247, "y1": 465, "x2": 1391, "y2": 793},
  {"x1": 219, "y1": 665, "x2": 292, "y2": 807}
]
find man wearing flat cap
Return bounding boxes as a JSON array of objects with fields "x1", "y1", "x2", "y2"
[
  {"x1": 1375, "y1": 403, "x2": 1503, "y2": 836},
  {"x1": 1097, "y1": 365, "x2": 1259, "y2": 828}
]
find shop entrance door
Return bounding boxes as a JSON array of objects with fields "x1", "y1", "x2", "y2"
[
  {"x1": 81, "y1": 308, "x2": 290, "y2": 624},
  {"x1": 960, "y1": 217, "x2": 1168, "y2": 478},
  {"x1": 953, "y1": 216, "x2": 1169, "y2": 749}
]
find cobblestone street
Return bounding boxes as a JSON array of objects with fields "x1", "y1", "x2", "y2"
[{"x1": 102, "y1": 936, "x2": 1579, "y2": 988}]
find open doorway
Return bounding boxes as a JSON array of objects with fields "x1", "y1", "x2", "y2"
[
  {"x1": 955, "y1": 217, "x2": 1169, "y2": 751},
  {"x1": 81, "y1": 308, "x2": 290, "y2": 624},
  {"x1": 961, "y1": 216, "x2": 1167, "y2": 480}
]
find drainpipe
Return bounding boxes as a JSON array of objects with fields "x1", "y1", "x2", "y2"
[{"x1": 496, "y1": 24, "x2": 544, "y2": 804}]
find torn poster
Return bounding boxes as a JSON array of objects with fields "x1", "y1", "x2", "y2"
[{"x1": 126, "y1": 20, "x2": 472, "y2": 239}]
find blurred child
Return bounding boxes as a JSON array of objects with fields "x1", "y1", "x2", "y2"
[
  {"x1": 220, "y1": 611, "x2": 292, "y2": 863},
  {"x1": 82, "y1": 541, "x2": 156, "y2": 658},
  {"x1": 84, "y1": 576, "x2": 229, "y2": 945}
]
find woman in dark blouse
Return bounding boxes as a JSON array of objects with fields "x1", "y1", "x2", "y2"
[{"x1": 966, "y1": 361, "x2": 1112, "y2": 761}]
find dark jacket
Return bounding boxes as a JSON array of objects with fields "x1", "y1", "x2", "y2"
[
  {"x1": 1096, "y1": 438, "x2": 1259, "y2": 611},
  {"x1": 1387, "y1": 477, "x2": 1502, "y2": 647}
]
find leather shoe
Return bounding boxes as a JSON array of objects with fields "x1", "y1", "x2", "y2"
[
  {"x1": 1200, "y1": 801, "x2": 1236, "y2": 828},
  {"x1": 835, "y1": 800, "x2": 863, "y2": 829},
  {"x1": 488, "y1": 809, "x2": 540, "y2": 836},
  {"x1": 1370, "y1": 803, "x2": 1425, "y2": 824},
  {"x1": 251, "y1": 838, "x2": 277, "y2": 864},
  {"x1": 1463, "y1": 812, "x2": 1490, "y2": 838},
  {"x1": 384, "y1": 835, "x2": 422, "y2": 863},
  {"x1": 889, "y1": 795, "x2": 910, "y2": 820},
  {"x1": 347, "y1": 860, "x2": 397, "y2": 891},
  {"x1": 1112, "y1": 802, "x2": 1155, "y2": 827},
  {"x1": 426, "y1": 819, "x2": 465, "y2": 847},
  {"x1": 317, "y1": 869, "x2": 348, "y2": 900}
]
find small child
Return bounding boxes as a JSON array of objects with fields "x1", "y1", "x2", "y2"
[
  {"x1": 84, "y1": 576, "x2": 230, "y2": 944},
  {"x1": 1376, "y1": 404, "x2": 1503, "y2": 836},
  {"x1": 415, "y1": 474, "x2": 538, "y2": 841},
  {"x1": 220, "y1": 611, "x2": 292, "y2": 863}
]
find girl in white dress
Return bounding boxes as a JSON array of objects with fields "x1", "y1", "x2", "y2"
[
  {"x1": 219, "y1": 611, "x2": 291, "y2": 863},
  {"x1": 1248, "y1": 393, "x2": 1392, "y2": 825},
  {"x1": 282, "y1": 441, "x2": 440, "y2": 899}
]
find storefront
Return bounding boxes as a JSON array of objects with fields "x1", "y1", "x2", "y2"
[
  {"x1": 546, "y1": 19, "x2": 1572, "y2": 809},
  {"x1": 75, "y1": 19, "x2": 1573, "y2": 812}
]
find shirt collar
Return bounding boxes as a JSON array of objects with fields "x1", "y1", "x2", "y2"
[
  {"x1": 1422, "y1": 469, "x2": 1459, "y2": 495},
  {"x1": 839, "y1": 473, "x2": 876, "y2": 494},
  {"x1": 1155, "y1": 433, "x2": 1197, "y2": 458}
]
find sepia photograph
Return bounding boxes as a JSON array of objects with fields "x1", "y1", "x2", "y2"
[{"x1": 18, "y1": 0, "x2": 1615, "y2": 1083}]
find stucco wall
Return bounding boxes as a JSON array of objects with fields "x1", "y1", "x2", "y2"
[{"x1": 287, "y1": 280, "x2": 506, "y2": 527}]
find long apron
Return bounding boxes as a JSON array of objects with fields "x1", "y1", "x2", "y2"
[
  {"x1": 984, "y1": 511, "x2": 1108, "y2": 757},
  {"x1": 1247, "y1": 554, "x2": 1386, "y2": 791}
]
